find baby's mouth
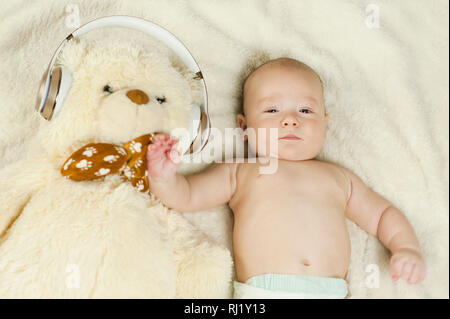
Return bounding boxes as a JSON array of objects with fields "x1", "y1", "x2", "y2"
[{"x1": 279, "y1": 134, "x2": 302, "y2": 140}]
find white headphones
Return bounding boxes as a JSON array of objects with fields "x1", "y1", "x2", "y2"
[{"x1": 35, "y1": 15, "x2": 210, "y2": 155}]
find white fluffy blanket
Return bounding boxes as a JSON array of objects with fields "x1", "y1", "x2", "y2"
[{"x1": 0, "y1": 0, "x2": 448, "y2": 298}]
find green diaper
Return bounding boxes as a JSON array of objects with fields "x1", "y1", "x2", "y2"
[{"x1": 233, "y1": 273, "x2": 348, "y2": 299}]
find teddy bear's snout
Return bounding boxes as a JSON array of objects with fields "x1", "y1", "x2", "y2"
[{"x1": 126, "y1": 89, "x2": 149, "y2": 105}]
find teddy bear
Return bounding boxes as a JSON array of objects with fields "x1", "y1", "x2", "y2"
[{"x1": 0, "y1": 36, "x2": 232, "y2": 298}]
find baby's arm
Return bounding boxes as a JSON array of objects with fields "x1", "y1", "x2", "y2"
[
  {"x1": 338, "y1": 166, "x2": 426, "y2": 284},
  {"x1": 147, "y1": 134, "x2": 236, "y2": 213}
]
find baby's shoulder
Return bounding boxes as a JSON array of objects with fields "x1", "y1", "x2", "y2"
[
  {"x1": 306, "y1": 160, "x2": 350, "y2": 197},
  {"x1": 323, "y1": 162, "x2": 359, "y2": 182},
  {"x1": 220, "y1": 157, "x2": 254, "y2": 184},
  {"x1": 313, "y1": 160, "x2": 348, "y2": 175}
]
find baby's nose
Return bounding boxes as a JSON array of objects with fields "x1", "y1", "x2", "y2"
[
  {"x1": 282, "y1": 117, "x2": 299, "y2": 127},
  {"x1": 126, "y1": 89, "x2": 149, "y2": 105}
]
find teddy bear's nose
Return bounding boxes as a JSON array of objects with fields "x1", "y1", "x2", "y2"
[{"x1": 126, "y1": 89, "x2": 150, "y2": 105}]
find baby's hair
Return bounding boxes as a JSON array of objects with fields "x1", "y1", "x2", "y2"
[{"x1": 237, "y1": 52, "x2": 324, "y2": 115}]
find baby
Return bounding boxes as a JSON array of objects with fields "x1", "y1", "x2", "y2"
[{"x1": 147, "y1": 58, "x2": 426, "y2": 298}]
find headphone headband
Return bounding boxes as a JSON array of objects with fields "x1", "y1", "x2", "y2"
[
  {"x1": 40, "y1": 15, "x2": 205, "y2": 114},
  {"x1": 52, "y1": 16, "x2": 200, "y2": 75}
]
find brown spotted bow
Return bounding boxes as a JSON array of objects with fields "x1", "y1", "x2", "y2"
[{"x1": 61, "y1": 134, "x2": 157, "y2": 192}]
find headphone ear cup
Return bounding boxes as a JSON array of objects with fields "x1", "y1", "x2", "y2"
[
  {"x1": 176, "y1": 104, "x2": 201, "y2": 156},
  {"x1": 35, "y1": 69, "x2": 50, "y2": 113},
  {"x1": 41, "y1": 67, "x2": 62, "y2": 121},
  {"x1": 52, "y1": 66, "x2": 73, "y2": 120}
]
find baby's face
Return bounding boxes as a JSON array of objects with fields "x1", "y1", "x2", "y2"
[{"x1": 238, "y1": 63, "x2": 328, "y2": 161}]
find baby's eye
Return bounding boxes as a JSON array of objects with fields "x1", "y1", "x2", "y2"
[
  {"x1": 265, "y1": 108, "x2": 278, "y2": 113},
  {"x1": 299, "y1": 109, "x2": 312, "y2": 114}
]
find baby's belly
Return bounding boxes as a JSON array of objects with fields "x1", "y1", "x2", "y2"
[{"x1": 232, "y1": 200, "x2": 351, "y2": 283}]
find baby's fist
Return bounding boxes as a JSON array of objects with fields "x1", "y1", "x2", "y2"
[
  {"x1": 390, "y1": 248, "x2": 426, "y2": 284},
  {"x1": 146, "y1": 133, "x2": 181, "y2": 179}
]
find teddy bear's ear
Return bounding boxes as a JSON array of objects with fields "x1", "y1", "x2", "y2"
[
  {"x1": 168, "y1": 58, "x2": 203, "y2": 104},
  {"x1": 55, "y1": 38, "x2": 88, "y2": 72}
]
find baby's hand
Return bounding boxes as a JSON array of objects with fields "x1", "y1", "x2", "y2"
[
  {"x1": 147, "y1": 133, "x2": 181, "y2": 180},
  {"x1": 390, "y1": 248, "x2": 426, "y2": 284}
]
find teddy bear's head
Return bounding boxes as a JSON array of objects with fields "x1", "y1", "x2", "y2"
[{"x1": 37, "y1": 37, "x2": 202, "y2": 159}]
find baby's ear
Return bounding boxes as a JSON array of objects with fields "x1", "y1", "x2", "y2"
[
  {"x1": 236, "y1": 113, "x2": 247, "y2": 131},
  {"x1": 236, "y1": 113, "x2": 248, "y2": 142}
]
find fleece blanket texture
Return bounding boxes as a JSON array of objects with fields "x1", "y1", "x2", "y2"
[{"x1": 0, "y1": 0, "x2": 448, "y2": 298}]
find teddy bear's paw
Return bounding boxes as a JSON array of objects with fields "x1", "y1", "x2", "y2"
[{"x1": 167, "y1": 212, "x2": 233, "y2": 298}]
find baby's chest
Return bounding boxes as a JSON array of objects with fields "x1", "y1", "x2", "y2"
[{"x1": 234, "y1": 161, "x2": 348, "y2": 209}]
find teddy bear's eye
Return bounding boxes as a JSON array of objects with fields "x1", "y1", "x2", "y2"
[
  {"x1": 156, "y1": 96, "x2": 166, "y2": 104},
  {"x1": 103, "y1": 85, "x2": 113, "y2": 93}
]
